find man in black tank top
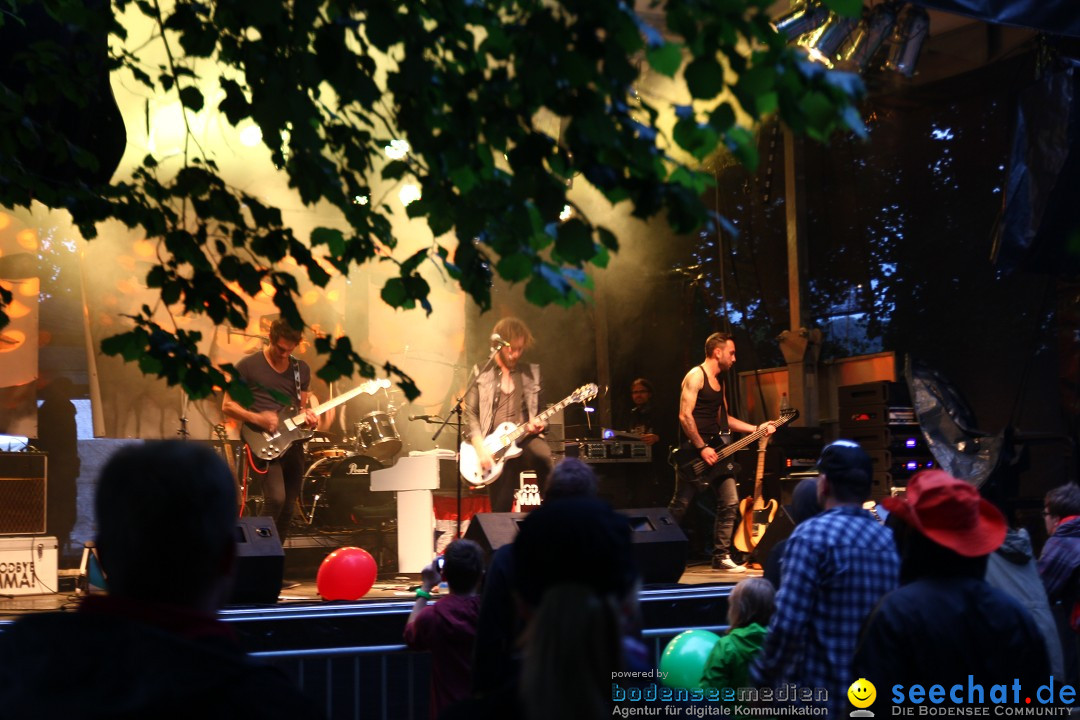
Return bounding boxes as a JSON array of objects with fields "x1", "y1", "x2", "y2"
[{"x1": 670, "y1": 332, "x2": 775, "y2": 572}]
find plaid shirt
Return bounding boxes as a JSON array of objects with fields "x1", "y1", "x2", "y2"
[{"x1": 751, "y1": 506, "x2": 899, "y2": 714}]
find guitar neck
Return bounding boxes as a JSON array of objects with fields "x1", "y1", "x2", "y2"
[
  {"x1": 752, "y1": 444, "x2": 768, "y2": 499},
  {"x1": 296, "y1": 380, "x2": 388, "y2": 421},
  {"x1": 716, "y1": 409, "x2": 798, "y2": 461},
  {"x1": 503, "y1": 394, "x2": 576, "y2": 445}
]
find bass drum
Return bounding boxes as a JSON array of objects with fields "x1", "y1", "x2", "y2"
[
  {"x1": 354, "y1": 411, "x2": 402, "y2": 461},
  {"x1": 301, "y1": 455, "x2": 390, "y2": 527}
]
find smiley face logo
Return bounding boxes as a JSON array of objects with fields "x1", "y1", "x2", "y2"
[{"x1": 848, "y1": 678, "x2": 877, "y2": 710}]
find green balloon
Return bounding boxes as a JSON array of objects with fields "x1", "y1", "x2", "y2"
[{"x1": 659, "y1": 629, "x2": 722, "y2": 689}]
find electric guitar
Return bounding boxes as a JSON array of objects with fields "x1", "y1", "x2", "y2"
[
  {"x1": 670, "y1": 408, "x2": 799, "y2": 482},
  {"x1": 242, "y1": 378, "x2": 391, "y2": 460},
  {"x1": 460, "y1": 383, "x2": 599, "y2": 487},
  {"x1": 734, "y1": 435, "x2": 778, "y2": 553}
]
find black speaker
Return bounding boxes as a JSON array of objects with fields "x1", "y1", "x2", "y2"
[
  {"x1": 463, "y1": 512, "x2": 528, "y2": 554},
  {"x1": 621, "y1": 508, "x2": 688, "y2": 585},
  {"x1": 466, "y1": 508, "x2": 688, "y2": 585},
  {"x1": 230, "y1": 517, "x2": 284, "y2": 604},
  {"x1": 749, "y1": 507, "x2": 796, "y2": 566}
]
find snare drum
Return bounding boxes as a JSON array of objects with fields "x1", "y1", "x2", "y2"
[
  {"x1": 354, "y1": 411, "x2": 402, "y2": 461},
  {"x1": 308, "y1": 444, "x2": 351, "y2": 461}
]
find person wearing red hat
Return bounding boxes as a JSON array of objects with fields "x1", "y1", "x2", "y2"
[{"x1": 853, "y1": 470, "x2": 1051, "y2": 711}]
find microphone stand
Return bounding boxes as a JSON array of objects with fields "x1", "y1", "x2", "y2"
[{"x1": 433, "y1": 341, "x2": 503, "y2": 538}]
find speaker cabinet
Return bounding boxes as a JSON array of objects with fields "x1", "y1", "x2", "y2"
[
  {"x1": 750, "y1": 507, "x2": 796, "y2": 566},
  {"x1": 0, "y1": 453, "x2": 47, "y2": 535},
  {"x1": 465, "y1": 507, "x2": 688, "y2": 585},
  {"x1": 621, "y1": 508, "x2": 688, "y2": 585},
  {"x1": 463, "y1": 512, "x2": 527, "y2": 554},
  {"x1": 230, "y1": 517, "x2": 284, "y2": 605}
]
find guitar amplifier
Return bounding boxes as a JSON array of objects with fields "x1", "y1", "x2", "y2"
[
  {"x1": 0, "y1": 452, "x2": 47, "y2": 535},
  {"x1": 566, "y1": 440, "x2": 651, "y2": 464}
]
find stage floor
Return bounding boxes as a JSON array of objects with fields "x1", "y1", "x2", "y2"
[{"x1": 0, "y1": 560, "x2": 754, "y2": 619}]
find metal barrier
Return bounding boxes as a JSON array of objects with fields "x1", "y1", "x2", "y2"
[{"x1": 253, "y1": 624, "x2": 730, "y2": 720}]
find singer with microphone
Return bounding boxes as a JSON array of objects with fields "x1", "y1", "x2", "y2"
[{"x1": 462, "y1": 317, "x2": 552, "y2": 512}]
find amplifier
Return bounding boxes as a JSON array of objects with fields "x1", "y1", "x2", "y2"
[
  {"x1": 838, "y1": 406, "x2": 916, "y2": 429},
  {"x1": 0, "y1": 452, "x2": 47, "y2": 535},
  {"x1": 838, "y1": 381, "x2": 912, "y2": 408},
  {"x1": 566, "y1": 440, "x2": 651, "y2": 464}
]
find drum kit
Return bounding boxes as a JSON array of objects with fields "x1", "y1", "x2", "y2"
[{"x1": 300, "y1": 390, "x2": 405, "y2": 527}]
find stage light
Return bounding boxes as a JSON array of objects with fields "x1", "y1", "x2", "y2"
[
  {"x1": 883, "y1": 4, "x2": 930, "y2": 78},
  {"x1": 773, "y1": 2, "x2": 831, "y2": 42},
  {"x1": 803, "y1": 12, "x2": 861, "y2": 66},
  {"x1": 836, "y1": 3, "x2": 898, "y2": 71},
  {"x1": 905, "y1": 438, "x2": 917, "y2": 448}
]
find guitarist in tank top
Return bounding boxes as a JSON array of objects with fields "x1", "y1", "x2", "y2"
[
  {"x1": 670, "y1": 332, "x2": 775, "y2": 572},
  {"x1": 223, "y1": 319, "x2": 318, "y2": 540}
]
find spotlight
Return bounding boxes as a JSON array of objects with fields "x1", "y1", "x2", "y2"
[
  {"x1": 883, "y1": 4, "x2": 930, "y2": 78},
  {"x1": 803, "y1": 12, "x2": 861, "y2": 66},
  {"x1": 773, "y1": 2, "x2": 831, "y2": 42},
  {"x1": 836, "y1": 3, "x2": 898, "y2": 71}
]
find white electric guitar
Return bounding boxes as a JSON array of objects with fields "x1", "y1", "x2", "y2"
[{"x1": 460, "y1": 383, "x2": 599, "y2": 487}]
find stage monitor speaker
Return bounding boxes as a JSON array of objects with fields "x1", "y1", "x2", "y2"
[
  {"x1": 463, "y1": 512, "x2": 528, "y2": 554},
  {"x1": 0, "y1": 452, "x2": 47, "y2": 535},
  {"x1": 465, "y1": 508, "x2": 687, "y2": 585},
  {"x1": 230, "y1": 517, "x2": 284, "y2": 604},
  {"x1": 750, "y1": 507, "x2": 796, "y2": 566},
  {"x1": 621, "y1": 508, "x2": 688, "y2": 585}
]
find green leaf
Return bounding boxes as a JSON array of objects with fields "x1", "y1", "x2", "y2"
[
  {"x1": 554, "y1": 219, "x2": 595, "y2": 263},
  {"x1": 822, "y1": 0, "x2": 863, "y2": 18},
  {"x1": 496, "y1": 253, "x2": 534, "y2": 282},
  {"x1": 646, "y1": 42, "x2": 683, "y2": 78},
  {"x1": 709, "y1": 103, "x2": 736, "y2": 132},
  {"x1": 310, "y1": 227, "x2": 345, "y2": 256},
  {"x1": 381, "y1": 277, "x2": 409, "y2": 308},
  {"x1": 684, "y1": 56, "x2": 726, "y2": 100},
  {"x1": 178, "y1": 86, "x2": 204, "y2": 112}
]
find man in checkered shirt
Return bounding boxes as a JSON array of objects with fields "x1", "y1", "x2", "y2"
[{"x1": 750, "y1": 440, "x2": 900, "y2": 715}]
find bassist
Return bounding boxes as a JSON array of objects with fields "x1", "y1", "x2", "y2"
[
  {"x1": 223, "y1": 319, "x2": 318, "y2": 540},
  {"x1": 463, "y1": 317, "x2": 552, "y2": 513},
  {"x1": 670, "y1": 332, "x2": 774, "y2": 572}
]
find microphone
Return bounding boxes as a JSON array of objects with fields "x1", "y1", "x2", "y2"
[
  {"x1": 409, "y1": 414, "x2": 440, "y2": 422},
  {"x1": 490, "y1": 333, "x2": 510, "y2": 348}
]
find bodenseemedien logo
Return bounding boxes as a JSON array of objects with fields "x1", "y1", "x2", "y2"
[{"x1": 848, "y1": 678, "x2": 877, "y2": 717}]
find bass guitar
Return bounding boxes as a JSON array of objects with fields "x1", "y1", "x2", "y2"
[
  {"x1": 734, "y1": 435, "x2": 778, "y2": 554},
  {"x1": 460, "y1": 383, "x2": 599, "y2": 487},
  {"x1": 242, "y1": 378, "x2": 391, "y2": 461},
  {"x1": 670, "y1": 408, "x2": 799, "y2": 482}
]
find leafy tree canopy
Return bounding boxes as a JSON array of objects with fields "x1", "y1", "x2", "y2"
[{"x1": 0, "y1": 0, "x2": 864, "y2": 401}]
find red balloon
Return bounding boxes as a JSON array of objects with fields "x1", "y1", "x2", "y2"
[{"x1": 317, "y1": 547, "x2": 378, "y2": 600}]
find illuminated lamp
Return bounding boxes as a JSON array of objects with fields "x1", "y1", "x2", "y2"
[
  {"x1": 803, "y1": 13, "x2": 861, "y2": 66},
  {"x1": 836, "y1": 3, "x2": 898, "y2": 71},
  {"x1": 772, "y1": 2, "x2": 831, "y2": 42},
  {"x1": 883, "y1": 4, "x2": 930, "y2": 78}
]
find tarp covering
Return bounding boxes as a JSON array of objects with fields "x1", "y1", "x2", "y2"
[
  {"x1": 905, "y1": 356, "x2": 1004, "y2": 488},
  {"x1": 914, "y1": 0, "x2": 1080, "y2": 39}
]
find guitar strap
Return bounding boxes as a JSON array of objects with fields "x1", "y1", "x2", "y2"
[{"x1": 291, "y1": 358, "x2": 303, "y2": 407}]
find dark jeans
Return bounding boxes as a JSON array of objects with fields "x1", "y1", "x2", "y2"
[
  {"x1": 258, "y1": 443, "x2": 305, "y2": 541},
  {"x1": 489, "y1": 436, "x2": 552, "y2": 513},
  {"x1": 668, "y1": 472, "x2": 738, "y2": 559}
]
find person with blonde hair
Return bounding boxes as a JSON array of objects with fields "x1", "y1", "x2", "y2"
[{"x1": 701, "y1": 577, "x2": 775, "y2": 690}]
